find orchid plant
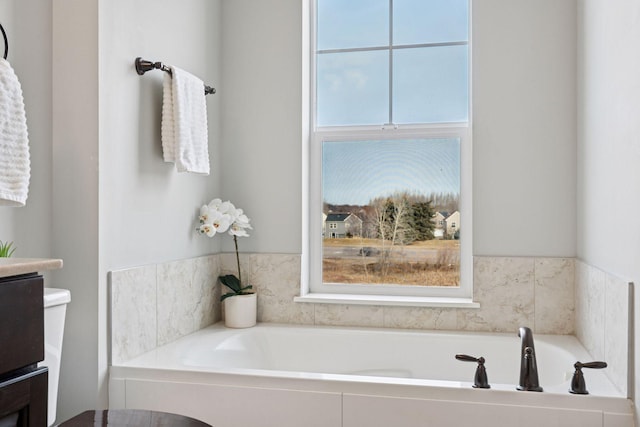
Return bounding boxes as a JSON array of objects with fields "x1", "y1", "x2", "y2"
[{"x1": 198, "y1": 199, "x2": 253, "y2": 301}]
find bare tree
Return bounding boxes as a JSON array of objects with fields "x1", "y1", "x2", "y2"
[{"x1": 371, "y1": 196, "x2": 413, "y2": 279}]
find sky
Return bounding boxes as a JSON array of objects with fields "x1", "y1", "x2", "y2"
[
  {"x1": 322, "y1": 138, "x2": 460, "y2": 206},
  {"x1": 317, "y1": 0, "x2": 467, "y2": 206},
  {"x1": 316, "y1": 0, "x2": 469, "y2": 126},
  {"x1": 317, "y1": 0, "x2": 469, "y2": 51}
]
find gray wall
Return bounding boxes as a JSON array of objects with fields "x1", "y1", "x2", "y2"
[
  {"x1": 221, "y1": 0, "x2": 304, "y2": 254},
  {"x1": 472, "y1": 0, "x2": 577, "y2": 257},
  {"x1": 576, "y1": 0, "x2": 640, "y2": 417}
]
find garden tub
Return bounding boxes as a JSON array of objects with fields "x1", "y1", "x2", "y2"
[{"x1": 109, "y1": 323, "x2": 633, "y2": 427}]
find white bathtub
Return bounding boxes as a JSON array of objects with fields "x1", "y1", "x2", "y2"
[{"x1": 109, "y1": 323, "x2": 633, "y2": 427}]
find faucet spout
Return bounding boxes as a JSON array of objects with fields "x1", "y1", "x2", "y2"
[{"x1": 517, "y1": 327, "x2": 543, "y2": 392}]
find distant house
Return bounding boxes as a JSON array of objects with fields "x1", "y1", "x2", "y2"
[
  {"x1": 445, "y1": 211, "x2": 460, "y2": 238},
  {"x1": 433, "y1": 211, "x2": 460, "y2": 239},
  {"x1": 322, "y1": 212, "x2": 327, "y2": 236},
  {"x1": 324, "y1": 213, "x2": 362, "y2": 238},
  {"x1": 433, "y1": 211, "x2": 448, "y2": 238}
]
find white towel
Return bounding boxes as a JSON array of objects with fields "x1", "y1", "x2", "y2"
[
  {"x1": 0, "y1": 58, "x2": 30, "y2": 206},
  {"x1": 161, "y1": 66, "x2": 210, "y2": 175}
]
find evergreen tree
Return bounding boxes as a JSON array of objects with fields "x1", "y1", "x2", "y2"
[{"x1": 410, "y1": 201, "x2": 436, "y2": 241}]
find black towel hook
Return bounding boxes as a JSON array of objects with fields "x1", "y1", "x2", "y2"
[{"x1": 0, "y1": 23, "x2": 7, "y2": 60}]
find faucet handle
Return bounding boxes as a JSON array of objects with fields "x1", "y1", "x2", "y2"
[
  {"x1": 570, "y1": 361, "x2": 607, "y2": 395},
  {"x1": 455, "y1": 354, "x2": 490, "y2": 389},
  {"x1": 577, "y1": 361, "x2": 607, "y2": 369},
  {"x1": 455, "y1": 354, "x2": 481, "y2": 363}
]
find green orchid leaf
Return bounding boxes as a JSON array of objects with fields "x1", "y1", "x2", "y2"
[
  {"x1": 219, "y1": 274, "x2": 242, "y2": 293},
  {"x1": 220, "y1": 289, "x2": 255, "y2": 302}
]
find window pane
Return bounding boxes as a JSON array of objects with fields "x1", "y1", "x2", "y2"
[
  {"x1": 322, "y1": 139, "x2": 460, "y2": 286},
  {"x1": 317, "y1": 50, "x2": 389, "y2": 126},
  {"x1": 393, "y1": 0, "x2": 468, "y2": 45},
  {"x1": 393, "y1": 45, "x2": 468, "y2": 124},
  {"x1": 317, "y1": 0, "x2": 389, "y2": 50}
]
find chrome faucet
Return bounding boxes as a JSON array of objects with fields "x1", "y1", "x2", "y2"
[{"x1": 517, "y1": 326, "x2": 543, "y2": 391}]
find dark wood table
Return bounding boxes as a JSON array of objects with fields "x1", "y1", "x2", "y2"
[{"x1": 58, "y1": 409, "x2": 211, "y2": 426}]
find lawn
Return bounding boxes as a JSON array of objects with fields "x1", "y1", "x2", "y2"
[{"x1": 322, "y1": 238, "x2": 460, "y2": 286}]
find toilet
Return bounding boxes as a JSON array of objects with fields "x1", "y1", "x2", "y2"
[
  {"x1": 40, "y1": 287, "x2": 71, "y2": 427},
  {"x1": 37, "y1": 288, "x2": 211, "y2": 427}
]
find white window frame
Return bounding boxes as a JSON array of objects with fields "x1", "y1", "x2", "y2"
[{"x1": 299, "y1": 0, "x2": 474, "y2": 305}]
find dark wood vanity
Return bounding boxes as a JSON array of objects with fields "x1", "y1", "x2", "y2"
[{"x1": 0, "y1": 259, "x2": 63, "y2": 427}]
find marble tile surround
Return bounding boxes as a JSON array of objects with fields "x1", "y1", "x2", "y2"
[
  {"x1": 575, "y1": 260, "x2": 632, "y2": 397},
  {"x1": 244, "y1": 255, "x2": 575, "y2": 334},
  {"x1": 110, "y1": 254, "x2": 575, "y2": 364},
  {"x1": 110, "y1": 255, "x2": 221, "y2": 365}
]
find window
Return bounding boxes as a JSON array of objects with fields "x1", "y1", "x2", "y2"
[{"x1": 306, "y1": 0, "x2": 471, "y2": 300}]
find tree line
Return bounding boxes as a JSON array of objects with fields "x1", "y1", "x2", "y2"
[{"x1": 325, "y1": 191, "x2": 459, "y2": 243}]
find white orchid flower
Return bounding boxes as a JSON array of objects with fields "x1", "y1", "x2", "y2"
[
  {"x1": 228, "y1": 211, "x2": 252, "y2": 237},
  {"x1": 236, "y1": 217, "x2": 252, "y2": 230},
  {"x1": 218, "y1": 200, "x2": 234, "y2": 214},
  {"x1": 198, "y1": 223, "x2": 216, "y2": 237},
  {"x1": 198, "y1": 198, "x2": 251, "y2": 239},
  {"x1": 207, "y1": 198, "x2": 223, "y2": 210},
  {"x1": 226, "y1": 205, "x2": 241, "y2": 221},
  {"x1": 199, "y1": 204, "x2": 213, "y2": 224},
  {"x1": 197, "y1": 198, "x2": 253, "y2": 298},
  {"x1": 210, "y1": 211, "x2": 232, "y2": 233},
  {"x1": 229, "y1": 221, "x2": 251, "y2": 237},
  {"x1": 231, "y1": 208, "x2": 250, "y2": 225}
]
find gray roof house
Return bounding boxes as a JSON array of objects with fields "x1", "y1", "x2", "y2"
[{"x1": 324, "y1": 213, "x2": 363, "y2": 238}]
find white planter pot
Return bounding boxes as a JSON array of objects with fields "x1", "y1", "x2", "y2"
[{"x1": 224, "y1": 293, "x2": 257, "y2": 328}]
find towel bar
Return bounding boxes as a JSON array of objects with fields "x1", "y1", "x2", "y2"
[
  {"x1": 135, "y1": 57, "x2": 216, "y2": 95},
  {"x1": 0, "y1": 23, "x2": 8, "y2": 59}
]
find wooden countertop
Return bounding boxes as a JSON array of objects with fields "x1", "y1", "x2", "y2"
[{"x1": 0, "y1": 258, "x2": 63, "y2": 278}]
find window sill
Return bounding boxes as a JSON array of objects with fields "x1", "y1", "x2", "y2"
[{"x1": 294, "y1": 293, "x2": 480, "y2": 308}]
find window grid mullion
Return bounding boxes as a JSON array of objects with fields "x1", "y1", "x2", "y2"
[
  {"x1": 317, "y1": 41, "x2": 468, "y2": 55},
  {"x1": 388, "y1": 0, "x2": 394, "y2": 126}
]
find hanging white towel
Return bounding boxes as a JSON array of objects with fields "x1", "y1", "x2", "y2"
[
  {"x1": 161, "y1": 66, "x2": 210, "y2": 175},
  {"x1": 0, "y1": 58, "x2": 30, "y2": 207}
]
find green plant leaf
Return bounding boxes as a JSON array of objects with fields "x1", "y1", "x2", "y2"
[
  {"x1": 219, "y1": 274, "x2": 242, "y2": 293},
  {"x1": 220, "y1": 289, "x2": 255, "y2": 302},
  {"x1": 0, "y1": 240, "x2": 15, "y2": 258}
]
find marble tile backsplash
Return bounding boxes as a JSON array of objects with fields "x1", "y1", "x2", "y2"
[
  {"x1": 230, "y1": 254, "x2": 575, "y2": 334},
  {"x1": 110, "y1": 254, "x2": 220, "y2": 365},
  {"x1": 575, "y1": 260, "x2": 632, "y2": 397},
  {"x1": 240, "y1": 255, "x2": 575, "y2": 334},
  {"x1": 110, "y1": 264, "x2": 157, "y2": 365},
  {"x1": 110, "y1": 254, "x2": 576, "y2": 364}
]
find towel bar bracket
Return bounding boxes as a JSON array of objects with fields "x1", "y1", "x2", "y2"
[
  {"x1": 135, "y1": 57, "x2": 216, "y2": 95},
  {"x1": 135, "y1": 57, "x2": 167, "y2": 75}
]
